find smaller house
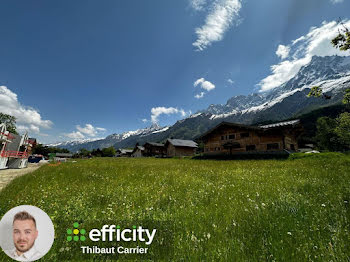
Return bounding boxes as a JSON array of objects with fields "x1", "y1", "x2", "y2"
[
  {"x1": 164, "y1": 139, "x2": 198, "y2": 157},
  {"x1": 116, "y1": 149, "x2": 133, "y2": 157},
  {"x1": 143, "y1": 142, "x2": 166, "y2": 157},
  {"x1": 131, "y1": 145, "x2": 145, "y2": 158},
  {"x1": 53, "y1": 153, "x2": 73, "y2": 162},
  {"x1": 56, "y1": 153, "x2": 73, "y2": 158}
]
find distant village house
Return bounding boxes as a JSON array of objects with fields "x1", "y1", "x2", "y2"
[
  {"x1": 143, "y1": 142, "x2": 166, "y2": 157},
  {"x1": 131, "y1": 145, "x2": 145, "y2": 158},
  {"x1": 164, "y1": 139, "x2": 198, "y2": 157},
  {"x1": 116, "y1": 149, "x2": 133, "y2": 157}
]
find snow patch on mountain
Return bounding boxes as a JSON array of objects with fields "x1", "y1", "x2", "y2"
[
  {"x1": 152, "y1": 126, "x2": 169, "y2": 133},
  {"x1": 47, "y1": 137, "x2": 103, "y2": 147}
]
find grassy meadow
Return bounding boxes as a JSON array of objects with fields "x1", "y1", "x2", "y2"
[{"x1": 0, "y1": 153, "x2": 350, "y2": 261}]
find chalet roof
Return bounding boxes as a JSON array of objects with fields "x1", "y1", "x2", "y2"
[
  {"x1": 259, "y1": 119, "x2": 300, "y2": 129},
  {"x1": 136, "y1": 146, "x2": 145, "y2": 151},
  {"x1": 56, "y1": 153, "x2": 73, "y2": 157},
  {"x1": 166, "y1": 139, "x2": 198, "y2": 148},
  {"x1": 120, "y1": 149, "x2": 133, "y2": 154},
  {"x1": 144, "y1": 142, "x2": 164, "y2": 147}
]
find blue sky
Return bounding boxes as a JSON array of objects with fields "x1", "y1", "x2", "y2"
[{"x1": 0, "y1": 0, "x2": 349, "y2": 143}]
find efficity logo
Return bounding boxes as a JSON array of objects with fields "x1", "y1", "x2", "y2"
[
  {"x1": 65, "y1": 222, "x2": 157, "y2": 255},
  {"x1": 66, "y1": 222, "x2": 87, "y2": 242}
]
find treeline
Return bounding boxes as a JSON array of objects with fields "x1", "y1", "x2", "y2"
[
  {"x1": 74, "y1": 147, "x2": 116, "y2": 158},
  {"x1": 32, "y1": 144, "x2": 70, "y2": 156},
  {"x1": 297, "y1": 104, "x2": 350, "y2": 152},
  {"x1": 315, "y1": 112, "x2": 350, "y2": 151}
]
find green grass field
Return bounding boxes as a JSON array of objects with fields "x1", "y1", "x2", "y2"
[{"x1": 0, "y1": 153, "x2": 350, "y2": 261}]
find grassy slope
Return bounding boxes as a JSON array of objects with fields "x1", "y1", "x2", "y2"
[{"x1": 0, "y1": 155, "x2": 349, "y2": 261}]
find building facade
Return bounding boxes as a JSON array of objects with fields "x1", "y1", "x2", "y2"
[
  {"x1": 164, "y1": 139, "x2": 198, "y2": 157},
  {"x1": 199, "y1": 120, "x2": 303, "y2": 156},
  {"x1": 143, "y1": 142, "x2": 166, "y2": 157}
]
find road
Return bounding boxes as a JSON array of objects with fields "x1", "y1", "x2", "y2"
[{"x1": 0, "y1": 163, "x2": 46, "y2": 191}]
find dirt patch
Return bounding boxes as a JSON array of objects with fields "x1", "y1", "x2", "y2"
[{"x1": 0, "y1": 163, "x2": 47, "y2": 191}]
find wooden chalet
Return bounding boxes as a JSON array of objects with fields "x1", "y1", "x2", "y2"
[
  {"x1": 199, "y1": 120, "x2": 303, "y2": 156},
  {"x1": 143, "y1": 142, "x2": 166, "y2": 157},
  {"x1": 164, "y1": 139, "x2": 198, "y2": 157}
]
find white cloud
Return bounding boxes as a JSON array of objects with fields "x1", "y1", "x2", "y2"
[
  {"x1": 0, "y1": 85, "x2": 52, "y2": 134},
  {"x1": 259, "y1": 20, "x2": 350, "y2": 92},
  {"x1": 276, "y1": 45, "x2": 291, "y2": 59},
  {"x1": 193, "y1": 0, "x2": 242, "y2": 51},
  {"x1": 64, "y1": 124, "x2": 106, "y2": 140},
  {"x1": 194, "y1": 78, "x2": 215, "y2": 98},
  {"x1": 190, "y1": 0, "x2": 207, "y2": 11},
  {"x1": 151, "y1": 107, "x2": 187, "y2": 123},
  {"x1": 227, "y1": 78, "x2": 234, "y2": 84},
  {"x1": 65, "y1": 131, "x2": 85, "y2": 140},
  {"x1": 141, "y1": 119, "x2": 148, "y2": 123},
  {"x1": 330, "y1": 0, "x2": 343, "y2": 3},
  {"x1": 194, "y1": 78, "x2": 215, "y2": 91},
  {"x1": 77, "y1": 124, "x2": 106, "y2": 137},
  {"x1": 195, "y1": 92, "x2": 205, "y2": 99}
]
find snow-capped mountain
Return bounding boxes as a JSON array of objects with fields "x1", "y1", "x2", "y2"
[
  {"x1": 54, "y1": 55, "x2": 350, "y2": 151},
  {"x1": 203, "y1": 55, "x2": 350, "y2": 121},
  {"x1": 48, "y1": 123, "x2": 169, "y2": 152},
  {"x1": 48, "y1": 137, "x2": 103, "y2": 148}
]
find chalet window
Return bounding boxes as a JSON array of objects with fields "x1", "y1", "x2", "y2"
[
  {"x1": 240, "y1": 132, "x2": 249, "y2": 138},
  {"x1": 228, "y1": 134, "x2": 235, "y2": 139},
  {"x1": 267, "y1": 143, "x2": 279, "y2": 150},
  {"x1": 232, "y1": 143, "x2": 240, "y2": 148},
  {"x1": 246, "y1": 145, "x2": 256, "y2": 151}
]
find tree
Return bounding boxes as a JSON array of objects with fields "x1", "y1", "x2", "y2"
[
  {"x1": 315, "y1": 117, "x2": 342, "y2": 151},
  {"x1": 334, "y1": 112, "x2": 350, "y2": 149},
  {"x1": 331, "y1": 22, "x2": 350, "y2": 51},
  {"x1": 91, "y1": 148, "x2": 102, "y2": 157},
  {"x1": 315, "y1": 113, "x2": 350, "y2": 151},
  {"x1": 307, "y1": 86, "x2": 322, "y2": 98},
  {"x1": 78, "y1": 148, "x2": 91, "y2": 157},
  {"x1": 32, "y1": 144, "x2": 70, "y2": 156},
  {"x1": 0, "y1": 112, "x2": 17, "y2": 134},
  {"x1": 343, "y1": 88, "x2": 350, "y2": 105},
  {"x1": 101, "y1": 146, "x2": 116, "y2": 157}
]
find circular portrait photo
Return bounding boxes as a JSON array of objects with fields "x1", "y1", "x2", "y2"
[{"x1": 0, "y1": 205, "x2": 55, "y2": 261}]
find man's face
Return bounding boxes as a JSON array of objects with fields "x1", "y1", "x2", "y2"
[{"x1": 13, "y1": 219, "x2": 38, "y2": 253}]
